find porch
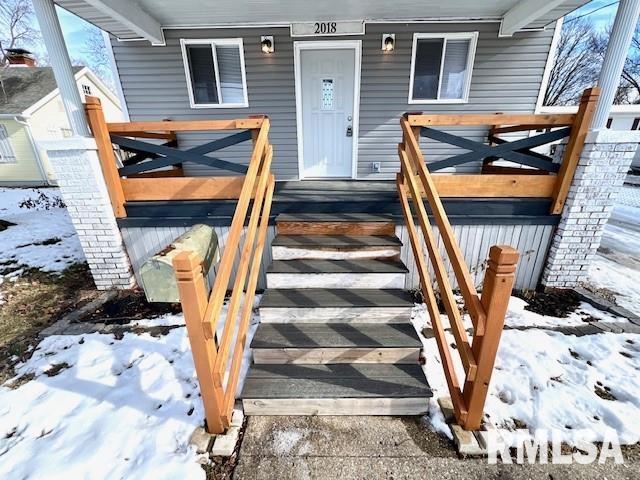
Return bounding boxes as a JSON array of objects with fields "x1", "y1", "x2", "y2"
[{"x1": 29, "y1": 0, "x2": 640, "y2": 443}]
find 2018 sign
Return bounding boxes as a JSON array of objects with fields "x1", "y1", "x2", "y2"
[
  {"x1": 291, "y1": 21, "x2": 365, "y2": 37},
  {"x1": 314, "y1": 22, "x2": 337, "y2": 34}
]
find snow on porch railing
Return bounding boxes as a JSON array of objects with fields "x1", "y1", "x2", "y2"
[{"x1": 85, "y1": 96, "x2": 274, "y2": 433}]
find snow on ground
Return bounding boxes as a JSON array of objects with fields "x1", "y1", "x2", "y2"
[
  {"x1": 590, "y1": 255, "x2": 640, "y2": 314},
  {"x1": 413, "y1": 299, "x2": 640, "y2": 446},
  {"x1": 0, "y1": 188, "x2": 84, "y2": 279},
  {"x1": 589, "y1": 194, "x2": 640, "y2": 315},
  {"x1": 0, "y1": 296, "x2": 261, "y2": 479},
  {"x1": 0, "y1": 329, "x2": 205, "y2": 480}
]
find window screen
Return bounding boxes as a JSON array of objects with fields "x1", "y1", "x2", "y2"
[{"x1": 440, "y1": 40, "x2": 470, "y2": 100}]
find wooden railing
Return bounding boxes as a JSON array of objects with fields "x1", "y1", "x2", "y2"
[
  {"x1": 85, "y1": 96, "x2": 274, "y2": 433},
  {"x1": 398, "y1": 128, "x2": 518, "y2": 431},
  {"x1": 84, "y1": 95, "x2": 269, "y2": 217},
  {"x1": 396, "y1": 88, "x2": 598, "y2": 430},
  {"x1": 401, "y1": 87, "x2": 599, "y2": 212}
]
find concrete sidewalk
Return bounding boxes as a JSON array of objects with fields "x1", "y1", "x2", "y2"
[{"x1": 233, "y1": 416, "x2": 639, "y2": 479}]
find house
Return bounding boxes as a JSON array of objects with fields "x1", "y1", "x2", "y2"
[
  {"x1": 31, "y1": 0, "x2": 640, "y2": 434},
  {"x1": 540, "y1": 104, "x2": 640, "y2": 168},
  {"x1": 0, "y1": 49, "x2": 122, "y2": 186}
]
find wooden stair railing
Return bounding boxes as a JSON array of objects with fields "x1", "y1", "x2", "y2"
[
  {"x1": 397, "y1": 89, "x2": 598, "y2": 429},
  {"x1": 172, "y1": 124, "x2": 274, "y2": 434},
  {"x1": 397, "y1": 117, "x2": 520, "y2": 431},
  {"x1": 85, "y1": 95, "x2": 274, "y2": 433}
]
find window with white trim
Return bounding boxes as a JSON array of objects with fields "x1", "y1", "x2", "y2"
[
  {"x1": 82, "y1": 84, "x2": 92, "y2": 96},
  {"x1": 181, "y1": 39, "x2": 248, "y2": 108},
  {"x1": 409, "y1": 33, "x2": 477, "y2": 103},
  {"x1": 0, "y1": 125, "x2": 16, "y2": 164}
]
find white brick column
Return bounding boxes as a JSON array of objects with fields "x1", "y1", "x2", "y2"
[
  {"x1": 542, "y1": 130, "x2": 640, "y2": 288},
  {"x1": 41, "y1": 138, "x2": 135, "y2": 290}
]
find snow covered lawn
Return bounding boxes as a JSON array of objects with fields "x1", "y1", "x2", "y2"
[
  {"x1": 0, "y1": 321, "x2": 206, "y2": 480},
  {"x1": 0, "y1": 295, "x2": 261, "y2": 480},
  {"x1": 588, "y1": 197, "x2": 640, "y2": 315},
  {"x1": 0, "y1": 188, "x2": 84, "y2": 280},
  {"x1": 414, "y1": 297, "x2": 640, "y2": 447}
]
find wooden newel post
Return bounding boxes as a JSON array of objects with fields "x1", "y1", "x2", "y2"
[
  {"x1": 550, "y1": 87, "x2": 600, "y2": 215},
  {"x1": 173, "y1": 251, "x2": 226, "y2": 434},
  {"x1": 463, "y1": 245, "x2": 519, "y2": 430},
  {"x1": 84, "y1": 95, "x2": 127, "y2": 218}
]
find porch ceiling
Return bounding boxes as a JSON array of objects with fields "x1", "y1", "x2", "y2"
[{"x1": 54, "y1": 0, "x2": 589, "y2": 43}]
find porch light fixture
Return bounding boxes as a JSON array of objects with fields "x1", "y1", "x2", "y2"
[
  {"x1": 382, "y1": 34, "x2": 395, "y2": 52},
  {"x1": 261, "y1": 36, "x2": 274, "y2": 54}
]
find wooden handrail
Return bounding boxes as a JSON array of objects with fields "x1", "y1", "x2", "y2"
[
  {"x1": 405, "y1": 113, "x2": 576, "y2": 127},
  {"x1": 170, "y1": 120, "x2": 273, "y2": 434},
  {"x1": 397, "y1": 113, "x2": 525, "y2": 431},
  {"x1": 401, "y1": 118, "x2": 487, "y2": 334},
  {"x1": 399, "y1": 145, "x2": 477, "y2": 381}
]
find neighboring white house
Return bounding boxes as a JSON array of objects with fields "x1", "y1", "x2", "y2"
[
  {"x1": 538, "y1": 104, "x2": 640, "y2": 167},
  {"x1": 0, "y1": 51, "x2": 123, "y2": 186}
]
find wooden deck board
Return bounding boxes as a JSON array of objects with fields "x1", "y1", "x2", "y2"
[
  {"x1": 241, "y1": 364, "x2": 432, "y2": 399},
  {"x1": 251, "y1": 323, "x2": 421, "y2": 349},
  {"x1": 267, "y1": 259, "x2": 408, "y2": 274},
  {"x1": 260, "y1": 288, "x2": 415, "y2": 309}
]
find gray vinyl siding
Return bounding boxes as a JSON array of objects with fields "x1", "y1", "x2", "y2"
[{"x1": 111, "y1": 22, "x2": 555, "y2": 180}]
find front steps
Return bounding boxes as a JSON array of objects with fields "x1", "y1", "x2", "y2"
[
  {"x1": 241, "y1": 213, "x2": 431, "y2": 415},
  {"x1": 259, "y1": 288, "x2": 414, "y2": 323},
  {"x1": 267, "y1": 259, "x2": 408, "y2": 289},
  {"x1": 251, "y1": 323, "x2": 422, "y2": 364},
  {"x1": 242, "y1": 364, "x2": 430, "y2": 415},
  {"x1": 271, "y1": 234, "x2": 402, "y2": 260}
]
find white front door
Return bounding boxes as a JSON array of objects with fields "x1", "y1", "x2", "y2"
[{"x1": 297, "y1": 44, "x2": 358, "y2": 178}]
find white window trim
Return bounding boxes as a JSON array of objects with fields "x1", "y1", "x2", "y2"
[
  {"x1": 180, "y1": 38, "x2": 249, "y2": 109},
  {"x1": 408, "y1": 32, "x2": 478, "y2": 105},
  {"x1": 0, "y1": 125, "x2": 17, "y2": 164}
]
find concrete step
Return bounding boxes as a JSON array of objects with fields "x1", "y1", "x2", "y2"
[
  {"x1": 251, "y1": 323, "x2": 422, "y2": 364},
  {"x1": 266, "y1": 259, "x2": 408, "y2": 289},
  {"x1": 241, "y1": 363, "x2": 431, "y2": 415},
  {"x1": 276, "y1": 213, "x2": 395, "y2": 236},
  {"x1": 271, "y1": 234, "x2": 402, "y2": 260},
  {"x1": 259, "y1": 288, "x2": 415, "y2": 323}
]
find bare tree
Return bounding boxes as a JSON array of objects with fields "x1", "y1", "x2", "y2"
[
  {"x1": 592, "y1": 23, "x2": 640, "y2": 104},
  {"x1": 0, "y1": 0, "x2": 40, "y2": 65},
  {"x1": 544, "y1": 18, "x2": 599, "y2": 106},
  {"x1": 81, "y1": 27, "x2": 115, "y2": 91}
]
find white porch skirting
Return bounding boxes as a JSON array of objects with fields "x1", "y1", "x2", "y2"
[{"x1": 121, "y1": 223, "x2": 555, "y2": 293}]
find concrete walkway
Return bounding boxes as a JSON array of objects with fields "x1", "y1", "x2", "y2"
[{"x1": 233, "y1": 416, "x2": 639, "y2": 479}]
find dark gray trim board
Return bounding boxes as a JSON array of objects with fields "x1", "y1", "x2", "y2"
[{"x1": 117, "y1": 214, "x2": 560, "y2": 228}]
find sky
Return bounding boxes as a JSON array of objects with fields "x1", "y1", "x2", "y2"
[{"x1": 565, "y1": 0, "x2": 621, "y2": 28}]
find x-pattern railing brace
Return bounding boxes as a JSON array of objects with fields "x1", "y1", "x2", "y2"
[
  {"x1": 121, "y1": 139, "x2": 178, "y2": 167},
  {"x1": 114, "y1": 129, "x2": 253, "y2": 176},
  {"x1": 421, "y1": 126, "x2": 572, "y2": 172}
]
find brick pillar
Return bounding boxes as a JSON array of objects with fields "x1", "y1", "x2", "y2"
[
  {"x1": 42, "y1": 137, "x2": 135, "y2": 290},
  {"x1": 542, "y1": 129, "x2": 640, "y2": 288}
]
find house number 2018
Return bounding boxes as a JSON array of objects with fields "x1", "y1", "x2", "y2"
[{"x1": 315, "y1": 22, "x2": 337, "y2": 34}]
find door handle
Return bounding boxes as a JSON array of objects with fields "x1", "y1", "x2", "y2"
[{"x1": 346, "y1": 125, "x2": 353, "y2": 137}]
